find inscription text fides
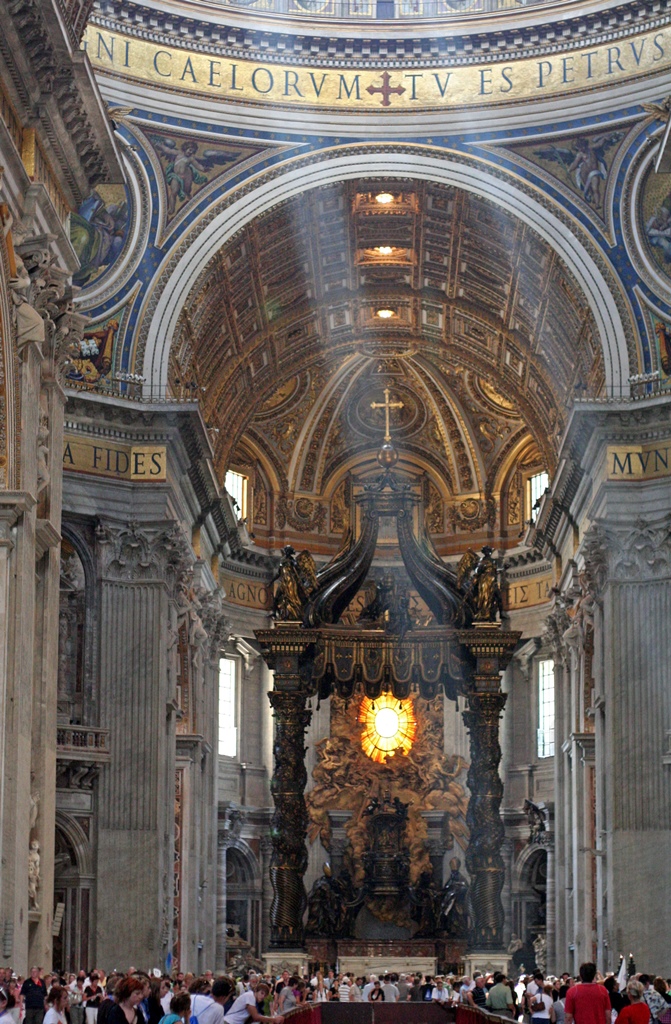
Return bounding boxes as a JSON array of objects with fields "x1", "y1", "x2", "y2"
[{"x1": 63, "y1": 436, "x2": 167, "y2": 481}]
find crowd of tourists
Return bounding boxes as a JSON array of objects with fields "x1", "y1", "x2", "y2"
[{"x1": 0, "y1": 962, "x2": 670, "y2": 1024}]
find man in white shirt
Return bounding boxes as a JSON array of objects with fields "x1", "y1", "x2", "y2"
[
  {"x1": 432, "y1": 980, "x2": 451, "y2": 1004},
  {"x1": 223, "y1": 983, "x2": 284, "y2": 1024},
  {"x1": 338, "y1": 977, "x2": 351, "y2": 1002},
  {"x1": 362, "y1": 977, "x2": 377, "y2": 1002},
  {"x1": 381, "y1": 977, "x2": 399, "y2": 1003},
  {"x1": 459, "y1": 979, "x2": 473, "y2": 1004},
  {"x1": 192, "y1": 979, "x2": 238, "y2": 1024},
  {"x1": 160, "y1": 981, "x2": 173, "y2": 1016},
  {"x1": 526, "y1": 972, "x2": 546, "y2": 1017}
]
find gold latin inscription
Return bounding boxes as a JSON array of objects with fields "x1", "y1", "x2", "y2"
[
  {"x1": 607, "y1": 443, "x2": 671, "y2": 480},
  {"x1": 63, "y1": 436, "x2": 167, "y2": 481},
  {"x1": 222, "y1": 575, "x2": 272, "y2": 609},
  {"x1": 83, "y1": 26, "x2": 671, "y2": 110},
  {"x1": 503, "y1": 572, "x2": 554, "y2": 610}
]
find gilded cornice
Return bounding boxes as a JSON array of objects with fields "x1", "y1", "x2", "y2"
[
  {"x1": 92, "y1": 0, "x2": 671, "y2": 68},
  {"x1": 1, "y1": 0, "x2": 123, "y2": 203}
]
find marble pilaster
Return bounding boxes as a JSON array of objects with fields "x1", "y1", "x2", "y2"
[
  {"x1": 95, "y1": 519, "x2": 192, "y2": 968},
  {"x1": 29, "y1": 370, "x2": 66, "y2": 968},
  {"x1": 0, "y1": 497, "x2": 33, "y2": 971},
  {"x1": 532, "y1": 398, "x2": 671, "y2": 976}
]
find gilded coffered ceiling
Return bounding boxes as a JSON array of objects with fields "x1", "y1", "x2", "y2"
[{"x1": 171, "y1": 177, "x2": 604, "y2": 553}]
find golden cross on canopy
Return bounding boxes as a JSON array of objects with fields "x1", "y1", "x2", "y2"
[{"x1": 371, "y1": 387, "x2": 404, "y2": 442}]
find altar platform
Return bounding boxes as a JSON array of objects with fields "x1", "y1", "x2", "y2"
[
  {"x1": 285, "y1": 1003, "x2": 454, "y2": 1024},
  {"x1": 284, "y1": 1002, "x2": 510, "y2": 1024},
  {"x1": 305, "y1": 938, "x2": 467, "y2": 977}
]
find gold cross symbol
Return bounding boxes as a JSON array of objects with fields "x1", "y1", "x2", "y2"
[{"x1": 371, "y1": 387, "x2": 404, "y2": 442}]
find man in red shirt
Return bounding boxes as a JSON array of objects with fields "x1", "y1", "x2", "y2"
[{"x1": 565, "y1": 963, "x2": 611, "y2": 1024}]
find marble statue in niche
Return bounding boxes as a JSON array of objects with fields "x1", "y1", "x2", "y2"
[{"x1": 28, "y1": 840, "x2": 40, "y2": 909}]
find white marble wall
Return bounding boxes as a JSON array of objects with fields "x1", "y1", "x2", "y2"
[{"x1": 542, "y1": 398, "x2": 671, "y2": 977}]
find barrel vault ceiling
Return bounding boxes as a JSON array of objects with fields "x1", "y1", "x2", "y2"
[{"x1": 169, "y1": 177, "x2": 604, "y2": 552}]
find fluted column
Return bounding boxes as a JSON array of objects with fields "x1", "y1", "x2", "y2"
[
  {"x1": 459, "y1": 627, "x2": 520, "y2": 951},
  {"x1": 215, "y1": 833, "x2": 228, "y2": 972},
  {"x1": 585, "y1": 519, "x2": 671, "y2": 974},
  {"x1": 545, "y1": 838, "x2": 556, "y2": 971},
  {"x1": 201, "y1": 595, "x2": 229, "y2": 973},
  {"x1": 543, "y1": 598, "x2": 570, "y2": 971}
]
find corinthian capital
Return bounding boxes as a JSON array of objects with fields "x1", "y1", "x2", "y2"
[
  {"x1": 580, "y1": 525, "x2": 610, "y2": 598},
  {"x1": 96, "y1": 519, "x2": 193, "y2": 586},
  {"x1": 582, "y1": 516, "x2": 671, "y2": 584},
  {"x1": 199, "y1": 588, "x2": 232, "y2": 660},
  {"x1": 542, "y1": 594, "x2": 571, "y2": 663},
  {"x1": 609, "y1": 516, "x2": 671, "y2": 581}
]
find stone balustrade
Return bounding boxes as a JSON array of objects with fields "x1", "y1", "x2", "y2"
[{"x1": 56, "y1": 725, "x2": 111, "y2": 762}]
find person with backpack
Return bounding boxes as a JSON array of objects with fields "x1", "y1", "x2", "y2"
[{"x1": 190, "y1": 980, "x2": 232, "y2": 1024}]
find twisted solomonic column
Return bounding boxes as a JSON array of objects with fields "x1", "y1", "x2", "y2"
[
  {"x1": 268, "y1": 687, "x2": 312, "y2": 948},
  {"x1": 459, "y1": 627, "x2": 520, "y2": 951},
  {"x1": 462, "y1": 690, "x2": 508, "y2": 949}
]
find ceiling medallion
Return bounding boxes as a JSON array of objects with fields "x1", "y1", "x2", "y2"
[
  {"x1": 459, "y1": 498, "x2": 481, "y2": 520},
  {"x1": 359, "y1": 694, "x2": 417, "y2": 764},
  {"x1": 352, "y1": 383, "x2": 424, "y2": 440}
]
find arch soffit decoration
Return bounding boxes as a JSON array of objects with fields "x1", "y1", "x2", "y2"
[
  {"x1": 61, "y1": 521, "x2": 97, "y2": 592},
  {"x1": 55, "y1": 810, "x2": 94, "y2": 878},
  {"x1": 225, "y1": 838, "x2": 262, "y2": 887},
  {"x1": 488, "y1": 432, "x2": 543, "y2": 497},
  {"x1": 140, "y1": 146, "x2": 635, "y2": 399},
  {"x1": 513, "y1": 842, "x2": 548, "y2": 887}
]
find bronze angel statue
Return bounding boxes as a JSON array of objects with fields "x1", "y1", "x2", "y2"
[
  {"x1": 272, "y1": 545, "x2": 318, "y2": 621},
  {"x1": 457, "y1": 545, "x2": 504, "y2": 623}
]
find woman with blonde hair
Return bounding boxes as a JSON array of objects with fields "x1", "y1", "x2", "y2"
[
  {"x1": 313, "y1": 974, "x2": 327, "y2": 1004},
  {"x1": 615, "y1": 981, "x2": 649, "y2": 1024}
]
